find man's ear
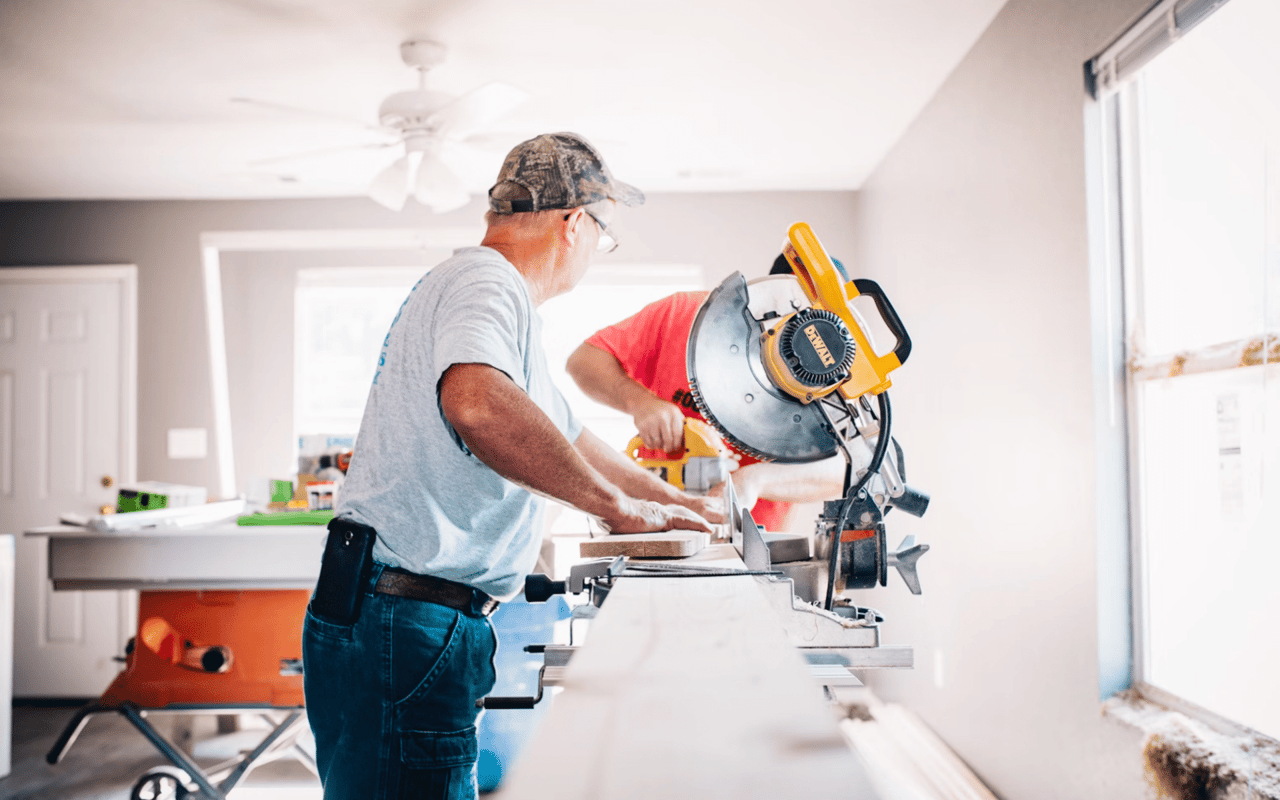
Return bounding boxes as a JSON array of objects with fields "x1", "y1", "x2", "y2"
[{"x1": 561, "y1": 208, "x2": 586, "y2": 246}]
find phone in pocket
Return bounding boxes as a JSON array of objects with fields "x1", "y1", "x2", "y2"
[{"x1": 311, "y1": 516, "x2": 377, "y2": 625}]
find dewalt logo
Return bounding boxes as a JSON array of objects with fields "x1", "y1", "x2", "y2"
[{"x1": 804, "y1": 324, "x2": 836, "y2": 367}]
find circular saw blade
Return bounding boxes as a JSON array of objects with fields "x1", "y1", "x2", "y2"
[{"x1": 687, "y1": 272, "x2": 839, "y2": 463}]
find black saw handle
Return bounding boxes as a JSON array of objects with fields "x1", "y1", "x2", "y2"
[{"x1": 853, "y1": 279, "x2": 912, "y2": 365}]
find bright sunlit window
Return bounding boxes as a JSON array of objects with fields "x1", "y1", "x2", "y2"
[
  {"x1": 295, "y1": 267, "x2": 424, "y2": 439},
  {"x1": 1110, "y1": 0, "x2": 1280, "y2": 738},
  {"x1": 294, "y1": 262, "x2": 704, "y2": 451}
]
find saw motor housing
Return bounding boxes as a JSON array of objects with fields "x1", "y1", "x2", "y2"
[{"x1": 769, "y1": 222, "x2": 913, "y2": 403}]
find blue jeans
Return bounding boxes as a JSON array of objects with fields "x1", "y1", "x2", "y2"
[{"x1": 303, "y1": 563, "x2": 498, "y2": 800}]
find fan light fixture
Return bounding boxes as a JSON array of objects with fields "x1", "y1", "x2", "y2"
[
  {"x1": 236, "y1": 39, "x2": 527, "y2": 213},
  {"x1": 369, "y1": 136, "x2": 470, "y2": 213},
  {"x1": 365, "y1": 40, "x2": 526, "y2": 213}
]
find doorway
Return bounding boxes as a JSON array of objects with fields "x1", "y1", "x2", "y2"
[{"x1": 0, "y1": 266, "x2": 137, "y2": 697}]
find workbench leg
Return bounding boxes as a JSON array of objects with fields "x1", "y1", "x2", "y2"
[
  {"x1": 45, "y1": 703, "x2": 108, "y2": 764},
  {"x1": 119, "y1": 703, "x2": 225, "y2": 800}
]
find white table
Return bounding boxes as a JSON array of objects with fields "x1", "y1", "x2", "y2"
[
  {"x1": 28, "y1": 524, "x2": 882, "y2": 797},
  {"x1": 27, "y1": 522, "x2": 326, "y2": 591},
  {"x1": 24, "y1": 521, "x2": 326, "y2": 795}
]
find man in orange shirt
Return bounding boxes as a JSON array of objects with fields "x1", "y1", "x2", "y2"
[{"x1": 566, "y1": 257, "x2": 846, "y2": 532}]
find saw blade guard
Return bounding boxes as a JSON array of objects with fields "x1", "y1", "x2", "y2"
[{"x1": 686, "y1": 272, "x2": 842, "y2": 463}]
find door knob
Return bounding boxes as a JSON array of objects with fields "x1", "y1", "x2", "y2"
[{"x1": 101, "y1": 475, "x2": 114, "y2": 488}]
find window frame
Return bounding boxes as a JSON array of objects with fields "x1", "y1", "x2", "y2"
[{"x1": 1090, "y1": 2, "x2": 1280, "y2": 738}]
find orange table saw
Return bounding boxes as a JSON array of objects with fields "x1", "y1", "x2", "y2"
[{"x1": 27, "y1": 517, "x2": 326, "y2": 799}]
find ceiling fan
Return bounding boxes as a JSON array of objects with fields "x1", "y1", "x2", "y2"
[{"x1": 235, "y1": 39, "x2": 528, "y2": 212}]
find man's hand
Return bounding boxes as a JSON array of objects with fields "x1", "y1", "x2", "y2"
[
  {"x1": 678, "y1": 492, "x2": 726, "y2": 526},
  {"x1": 596, "y1": 496, "x2": 714, "y2": 535},
  {"x1": 573, "y1": 426, "x2": 726, "y2": 528},
  {"x1": 629, "y1": 394, "x2": 686, "y2": 454},
  {"x1": 566, "y1": 343, "x2": 687, "y2": 453}
]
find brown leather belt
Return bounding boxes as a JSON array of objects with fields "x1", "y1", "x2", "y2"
[{"x1": 374, "y1": 567, "x2": 500, "y2": 617}]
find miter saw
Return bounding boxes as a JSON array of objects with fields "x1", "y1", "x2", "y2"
[
  {"x1": 687, "y1": 222, "x2": 931, "y2": 611},
  {"x1": 480, "y1": 223, "x2": 931, "y2": 708}
]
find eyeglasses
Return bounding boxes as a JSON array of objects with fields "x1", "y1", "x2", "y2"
[{"x1": 580, "y1": 208, "x2": 620, "y2": 253}]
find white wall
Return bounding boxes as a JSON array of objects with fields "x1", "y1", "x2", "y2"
[
  {"x1": 0, "y1": 191, "x2": 857, "y2": 492},
  {"x1": 844, "y1": 0, "x2": 1154, "y2": 797}
]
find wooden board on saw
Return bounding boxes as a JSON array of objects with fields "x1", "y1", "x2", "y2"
[{"x1": 579, "y1": 531, "x2": 710, "y2": 558}]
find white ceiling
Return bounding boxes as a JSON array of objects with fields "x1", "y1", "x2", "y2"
[{"x1": 0, "y1": 0, "x2": 1007, "y2": 203}]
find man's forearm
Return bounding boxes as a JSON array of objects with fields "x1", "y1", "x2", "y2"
[
  {"x1": 565, "y1": 342, "x2": 654, "y2": 415},
  {"x1": 439, "y1": 363, "x2": 624, "y2": 519},
  {"x1": 566, "y1": 342, "x2": 686, "y2": 453},
  {"x1": 741, "y1": 456, "x2": 847, "y2": 503}
]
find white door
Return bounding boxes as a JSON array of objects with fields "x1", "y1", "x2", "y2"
[{"x1": 0, "y1": 267, "x2": 136, "y2": 697}]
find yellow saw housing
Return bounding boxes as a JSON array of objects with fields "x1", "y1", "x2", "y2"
[{"x1": 766, "y1": 222, "x2": 912, "y2": 402}]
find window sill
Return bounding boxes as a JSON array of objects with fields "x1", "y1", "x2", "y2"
[{"x1": 1104, "y1": 688, "x2": 1280, "y2": 799}]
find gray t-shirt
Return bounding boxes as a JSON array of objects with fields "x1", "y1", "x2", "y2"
[{"x1": 337, "y1": 246, "x2": 582, "y2": 600}]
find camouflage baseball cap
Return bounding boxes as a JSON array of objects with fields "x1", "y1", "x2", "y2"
[{"x1": 488, "y1": 132, "x2": 644, "y2": 214}]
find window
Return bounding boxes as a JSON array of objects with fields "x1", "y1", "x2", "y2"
[
  {"x1": 539, "y1": 264, "x2": 704, "y2": 451},
  {"x1": 294, "y1": 263, "x2": 703, "y2": 452},
  {"x1": 1095, "y1": 0, "x2": 1280, "y2": 738},
  {"x1": 295, "y1": 267, "x2": 424, "y2": 439}
]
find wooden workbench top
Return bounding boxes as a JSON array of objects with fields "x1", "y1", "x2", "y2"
[{"x1": 494, "y1": 547, "x2": 880, "y2": 799}]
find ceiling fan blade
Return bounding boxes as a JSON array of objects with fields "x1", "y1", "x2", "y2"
[
  {"x1": 248, "y1": 141, "x2": 399, "y2": 167},
  {"x1": 369, "y1": 155, "x2": 411, "y2": 211},
  {"x1": 456, "y1": 131, "x2": 521, "y2": 150},
  {"x1": 414, "y1": 152, "x2": 471, "y2": 213},
  {"x1": 231, "y1": 97, "x2": 381, "y2": 130},
  {"x1": 428, "y1": 82, "x2": 528, "y2": 138}
]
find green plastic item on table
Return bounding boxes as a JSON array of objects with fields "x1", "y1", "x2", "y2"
[{"x1": 237, "y1": 509, "x2": 335, "y2": 526}]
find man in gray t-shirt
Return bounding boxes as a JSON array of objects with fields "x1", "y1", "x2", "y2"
[{"x1": 302, "y1": 132, "x2": 722, "y2": 800}]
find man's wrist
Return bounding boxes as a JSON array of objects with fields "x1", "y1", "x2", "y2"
[
  {"x1": 622, "y1": 388, "x2": 661, "y2": 417},
  {"x1": 586, "y1": 483, "x2": 632, "y2": 525}
]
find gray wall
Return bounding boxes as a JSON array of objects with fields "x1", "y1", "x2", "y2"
[
  {"x1": 844, "y1": 0, "x2": 1152, "y2": 797},
  {"x1": 0, "y1": 192, "x2": 857, "y2": 494}
]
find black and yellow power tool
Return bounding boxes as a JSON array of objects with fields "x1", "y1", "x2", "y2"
[
  {"x1": 686, "y1": 221, "x2": 930, "y2": 607},
  {"x1": 626, "y1": 417, "x2": 733, "y2": 495}
]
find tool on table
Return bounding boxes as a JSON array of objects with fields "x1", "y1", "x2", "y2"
[
  {"x1": 45, "y1": 509, "x2": 331, "y2": 798},
  {"x1": 686, "y1": 221, "x2": 931, "y2": 609},
  {"x1": 46, "y1": 590, "x2": 315, "y2": 800},
  {"x1": 493, "y1": 472, "x2": 915, "y2": 707},
  {"x1": 87, "y1": 498, "x2": 247, "y2": 533},
  {"x1": 626, "y1": 416, "x2": 732, "y2": 494},
  {"x1": 116, "y1": 481, "x2": 207, "y2": 513}
]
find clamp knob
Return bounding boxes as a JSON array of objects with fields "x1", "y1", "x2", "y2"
[{"x1": 524, "y1": 573, "x2": 566, "y2": 603}]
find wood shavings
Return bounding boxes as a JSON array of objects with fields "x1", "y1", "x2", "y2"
[{"x1": 1105, "y1": 691, "x2": 1280, "y2": 800}]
